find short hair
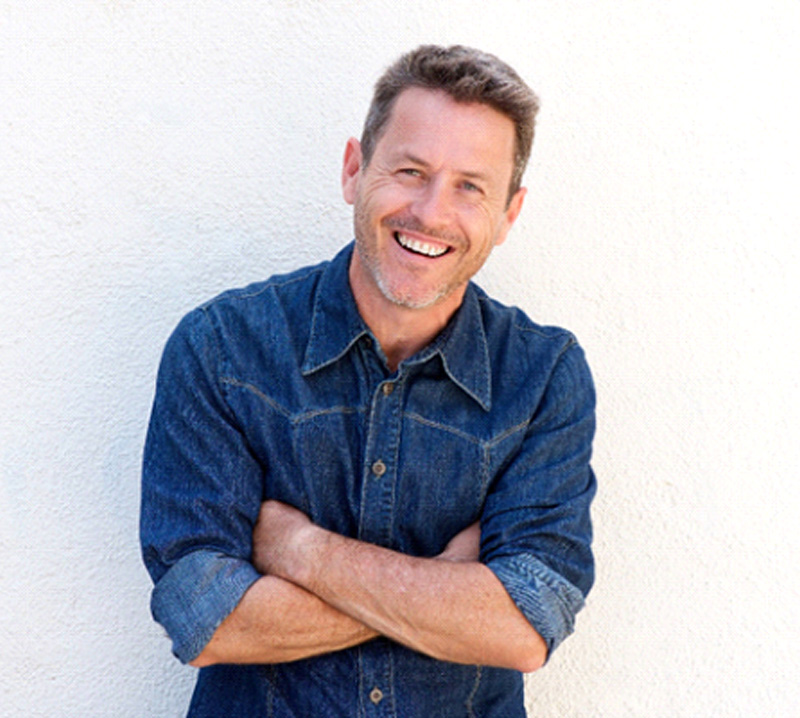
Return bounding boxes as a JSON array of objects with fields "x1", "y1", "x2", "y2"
[{"x1": 360, "y1": 44, "x2": 540, "y2": 201}]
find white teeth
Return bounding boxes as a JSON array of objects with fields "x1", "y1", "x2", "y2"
[{"x1": 396, "y1": 233, "x2": 448, "y2": 257}]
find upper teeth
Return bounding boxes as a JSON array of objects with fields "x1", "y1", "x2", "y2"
[{"x1": 396, "y1": 233, "x2": 448, "y2": 257}]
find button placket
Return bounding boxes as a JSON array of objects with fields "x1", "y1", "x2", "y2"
[
  {"x1": 358, "y1": 375, "x2": 401, "y2": 549},
  {"x1": 357, "y1": 374, "x2": 400, "y2": 716},
  {"x1": 358, "y1": 640, "x2": 394, "y2": 717}
]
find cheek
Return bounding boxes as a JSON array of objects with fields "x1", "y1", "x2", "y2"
[
  {"x1": 360, "y1": 187, "x2": 403, "y2": 223},
  {"x1": 460, "y1": 205, "x2": 502, "y2": 241}
]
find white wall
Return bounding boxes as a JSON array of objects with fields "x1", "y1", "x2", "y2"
[{"x1": 2, "y1": 1, "x2": 798, "y2": 715}]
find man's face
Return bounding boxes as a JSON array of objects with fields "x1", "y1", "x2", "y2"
[{"x1": 343, "y1": 87, "x2": 525, "y2": 314}]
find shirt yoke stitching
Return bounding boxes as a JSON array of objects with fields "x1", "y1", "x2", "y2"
[
  {"x1": 219, "y1": 377, "x2": 291, "y2": 418},
  {"x1": 220, "y1": 376, "x2": 366, "y2": 424},
  {"x1": 405, "y1": 411, "x2": 529, "y2": 447}
]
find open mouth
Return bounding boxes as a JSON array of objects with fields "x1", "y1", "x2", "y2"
[{"x1": 394, "y1": 232, "x2": 450, "y2": 258}]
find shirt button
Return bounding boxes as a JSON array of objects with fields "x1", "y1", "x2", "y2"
[
  {"x1": 382, "y1": 382, "x2": 394, "y2": 396},
  {"x1": 369, "y1": 687, "x2": 384, "y2": 705},
  {"x1": 371, "y1": 460, "x2": 387, "y2": 477}
]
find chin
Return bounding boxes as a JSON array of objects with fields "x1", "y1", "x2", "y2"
[{"x1": 378, "y1": 279, "x2": 450, "y2": 311}]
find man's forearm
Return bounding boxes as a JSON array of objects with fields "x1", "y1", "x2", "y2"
[
  {"x1": 190, "y1": 574, "x2": 377, "y2": 667},
  {"x1": 256, "y1": 502, "x2": 547, "y2": 673}
]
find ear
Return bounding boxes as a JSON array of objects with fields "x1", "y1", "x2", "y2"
[
  {"x1": 341, "y1": 137, "x2": 363, "y2": 206},
  {"x1": 494, "y1": 187, "x2": 527, "y2": 247}
]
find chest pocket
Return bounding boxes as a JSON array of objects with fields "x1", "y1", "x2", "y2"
[
  {"x1": 393, "y1": 413, "x2": 489, "y2": 557},
  {"x1": 262, "y1": 408, "x2": 366, "y2": 539}
]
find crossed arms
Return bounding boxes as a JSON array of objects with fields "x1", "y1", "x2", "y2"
[
  {"x1": 190, "y1": 501, "x2": 547, "y2": 673},
  {"x1": 142, "y1": 308, "x2": 595, "y2": 674}
]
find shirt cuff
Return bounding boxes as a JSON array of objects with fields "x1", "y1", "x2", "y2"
[
  {"x1": 486, "y1": 553, "x2": 586, "y2": 657},
  {"x1": 150, "y1": 550, "x2": 261, "y2": 663}
]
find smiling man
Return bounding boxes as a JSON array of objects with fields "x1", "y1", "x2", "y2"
[{"x1": 141, "y1": 45, "x2": 596, "y2": 717}]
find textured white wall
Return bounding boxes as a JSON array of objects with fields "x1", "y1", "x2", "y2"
[{"x1": 2, "y1": 1, "x2": 798, "y2": 715}]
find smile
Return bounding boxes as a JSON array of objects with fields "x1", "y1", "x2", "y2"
[{"x1": 394, "y1": 232, "x2": 450, "y2": 258}]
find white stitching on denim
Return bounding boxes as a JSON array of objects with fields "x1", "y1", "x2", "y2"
[
  {"x1": 220, "y1": 376, "x2": 365, "y2": 424},
  {"x1": 465, "y1": 664, "x2": 481, "y2": 718},
  {"x1": 405, "y1": 411, "x2": 529, "y2": 448}
]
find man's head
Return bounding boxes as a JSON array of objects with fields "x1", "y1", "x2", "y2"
[
  {"x1": 359, "y1": 45, "x2": 540, "y2": 204},
  {"x1": 342, "y1": 46, "x2": 538, "y2": 321}
]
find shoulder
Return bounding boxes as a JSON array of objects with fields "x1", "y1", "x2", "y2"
[
  {"x1": 193, "y1": 258, "x2": 329, "y2": 335},
  {"x1": 472, "y1": 285, "x2": 579, "y2": 359},
  {"x1": 198, "y1": 258, "x2": 329, "y2": 320},
  {"x1": 165, "y1": 258, "x2": 330, "y2": 368},
  {"x1": 470, "y1": 284, "x2": 594, "y2": 404}
]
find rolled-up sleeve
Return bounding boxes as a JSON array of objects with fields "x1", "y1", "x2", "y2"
[
  {"x1": 151, "y1": 550, "x2": 260, "y2": 663},
  {"x1": 481, "y1": 340, "x2": 597, "y2": 657},
  {"x1": 140, "y1": 308, "x2": 263, "y2": 663}
]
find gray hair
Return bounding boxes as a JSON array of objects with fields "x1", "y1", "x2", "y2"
[{"x1": 360, "y1": 45, "x2": 540, "y2": 202}]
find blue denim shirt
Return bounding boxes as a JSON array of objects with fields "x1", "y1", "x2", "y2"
[{"x1": 141, "y1": 243, "x2": 596, "y2": 717}]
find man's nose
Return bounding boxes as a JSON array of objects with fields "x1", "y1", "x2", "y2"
[{"x1": 411, "y1": 178, "x2": 453, "y2": 231}]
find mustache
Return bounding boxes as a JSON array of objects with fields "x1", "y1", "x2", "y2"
[{"x1": 383, "y1": 215, "x2": 462, "y2": 246}]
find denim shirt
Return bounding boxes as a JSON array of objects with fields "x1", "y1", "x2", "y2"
[{"x1": 140, "y1": 243, "x2": 596, "y2": 717}]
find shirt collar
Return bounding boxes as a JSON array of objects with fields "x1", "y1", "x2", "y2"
[
  {"x1": 301, "y1": 243, "x2": 370, "y2": 375},
  {"x1": 433, "y1": 284, "x2": 492, "y2": 411},
  {"x1": 301, "y1": 242, "x2": 492, "y2": 411}
]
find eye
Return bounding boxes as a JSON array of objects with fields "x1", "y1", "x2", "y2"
[
  {"x1": 400, "y1": 168, "x2": 422, "y2": 178},
  {"x1": 460, "y1": 180, "x2": 485, "y2": 195}
]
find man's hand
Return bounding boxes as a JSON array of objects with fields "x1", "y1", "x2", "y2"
[
  {"x1": 191, "y1": 500, "x2": 378, "y2": 667},
  {"x1": 251, "y1": 502, "x2": 546, "y2": 672}
]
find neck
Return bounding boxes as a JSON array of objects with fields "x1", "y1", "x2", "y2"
[{"x1": 348, "y1": 257, "x2": 463, "y2": 372}]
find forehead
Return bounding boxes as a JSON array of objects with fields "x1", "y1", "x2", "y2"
[{"x1": 375, "y1": 88, "x2": 516, "y2": 184}]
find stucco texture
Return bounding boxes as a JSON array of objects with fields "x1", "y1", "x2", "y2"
[{"x1": 1, "y1": 1, "x2": 798, "y2": 716}]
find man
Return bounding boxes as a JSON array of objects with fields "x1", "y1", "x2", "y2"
[{"x1": 141, "y1": 44, "x2": 596, "y2": 716}]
